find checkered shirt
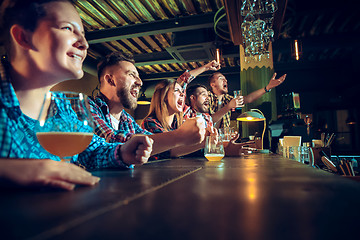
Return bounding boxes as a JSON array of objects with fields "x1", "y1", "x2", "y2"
[{"x1": 208, "y1": 91, "x2": 233, "y2": 128}]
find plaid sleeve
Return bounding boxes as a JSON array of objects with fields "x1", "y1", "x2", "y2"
[
  {"x1": 141, "y1": 117, "x2": 166, "y2": 134},
  {"x1": 141, "y1": 117, "x2": 171, "y2": 160},
  {"x1": 88, "y1": 98, "x2": 130, "y2": 143},
  {"x1": 203, "y1": 113, "x2": 214, "y2": 127},
  {"x1": 122, "y1": 111, "x2": 152, "y2": 135},
  {"x1": 208, "y1": 91, "x2": 217, "y2": 115},
  {"x1": 0, "y1": 108, "x2": 12, "y2": 158},
  {"x1": 177, "y1": 70, "x2": 195, "y2": 85},
  {"x1": 224, "y1": 94, "x2": 234, "y2": 103},
  {"x1": 72, "y1": 134, "x2": 130, "y2": 170},
  {"x1": 222, "y1": 94, "x2": 233, "y2": 128}
]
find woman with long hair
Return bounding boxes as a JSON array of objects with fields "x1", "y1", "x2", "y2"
[
  {"x1": 142, "y1": 78, "x2": 203, "y2": 159},
  {"x1": 142, "y1": 79, "x2": 184, "y2": 133},
  {"x1": 141, "y1": 61, "x2": 220, "y2": 159}
]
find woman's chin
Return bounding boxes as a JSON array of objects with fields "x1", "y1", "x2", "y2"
[
  {"x1": 176, "y1": 106, "x2": 183, "y2": 113},
  {"x1": 63, "y1": 69, "x2": 84, "y2": 80}
]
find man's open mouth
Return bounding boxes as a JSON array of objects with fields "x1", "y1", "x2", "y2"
[{"x1": 130, "y1": 88, "x2": 139, "y2": 98}]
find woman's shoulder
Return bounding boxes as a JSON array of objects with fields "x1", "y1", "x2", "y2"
[
  {"x1": 142, "y1": 116, "x2": 160, "y2": 127},
  {"x1": 142, "y1": 116, "x2": 165, "y2": 133}
]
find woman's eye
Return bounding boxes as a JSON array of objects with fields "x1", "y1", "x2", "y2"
[{"x1": 62, "y1": 26, "x2": 73, "y2": 31}]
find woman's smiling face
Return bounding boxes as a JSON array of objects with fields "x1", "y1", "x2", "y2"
[{"x1": 29, "y1": 1, "x2": 88, "y2": 82}]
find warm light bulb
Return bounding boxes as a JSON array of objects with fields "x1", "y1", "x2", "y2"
[
  {"x1": 294, "y1": 40, "x2": 300, "y2": 60},
  {"x1": 215, "y1": 48, "x2": 221, "y2": 63}
]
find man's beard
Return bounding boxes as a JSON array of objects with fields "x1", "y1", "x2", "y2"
[
  {"x1": 117, "y1": 87, "x2": 137, "y2": 110},
  {"x1": 197, "y1": 102, "x2": 209, "y2": 113}
]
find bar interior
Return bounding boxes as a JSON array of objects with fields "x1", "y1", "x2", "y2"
[{"x1": 0, "y1": 0, "x2": 359, "y2": 239}]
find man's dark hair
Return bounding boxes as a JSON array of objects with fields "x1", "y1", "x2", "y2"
[
  {"x1": 97, "y1": 51, "x2": 135, "y2": 83},
  {"x1": 0, "y1": 0, "x2": 71, "y2": 54},
  {"x1": 186, "y1": 84, "x2": 207, "y2": 105}
]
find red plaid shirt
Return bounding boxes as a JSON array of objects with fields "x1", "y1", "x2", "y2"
[
  {"x1": 141, "y1": 116, "x2": 179, "y2": 160},
  {"x1": 183, "y1": 105, "x2": 213, "y2": 128},
  {"x1": 89, "y1": 93, "x2": 152, "y2": 143}
]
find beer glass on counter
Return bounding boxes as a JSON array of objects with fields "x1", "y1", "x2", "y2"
[
  {"x1": 36, "y1": 92, "x2": 94, "y2": 162},
  {"x1": 204, "y1": 135, "x2": 225, "y2": 161}
]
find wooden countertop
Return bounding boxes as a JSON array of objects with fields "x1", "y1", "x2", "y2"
[{"x1": 1, "y1": 153, "x2": 359, "y2": 240}]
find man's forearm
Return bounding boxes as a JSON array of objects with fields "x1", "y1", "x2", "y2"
[
  {"x1": 170, "y1": 142, "x2": 203, "y2": 157},
  {"x1": 148, "y1": 131, "x2": 186, "y2": 155},
  {"x1": 211, "y1": 104, "x2": 232, "y2": 123},
  {"x1": 244, "y1": 88, "x2": 266, "y2": 104},
  {"x1": 189, "y1": 65, "x2": 208, "y2": 78}
]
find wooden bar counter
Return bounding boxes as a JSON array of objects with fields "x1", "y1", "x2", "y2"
[{"x1": 1, "y1": 153, "x2": 360, "y2": 240}]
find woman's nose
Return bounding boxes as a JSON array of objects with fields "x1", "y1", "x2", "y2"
[{"x1": 74, "y1": 34, "x2": 89, "y2": 50}]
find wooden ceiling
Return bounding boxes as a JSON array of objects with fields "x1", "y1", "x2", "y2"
[{"x1": 71, "y1": 0, "x2": 359, "y2": 82}]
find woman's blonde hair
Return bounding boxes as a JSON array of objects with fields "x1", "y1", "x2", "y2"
[{"x1": 142, "y1": 79, "x2": 183, "y2": 132}]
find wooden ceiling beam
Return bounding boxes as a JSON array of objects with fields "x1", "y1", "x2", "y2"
[
  {"x1": 223, "y1": 0, "x2": 242, "y2": 45},
  {"x1": 86, "y1": 13, "x2": 215, "y2": 44},
  {"x1": 273, "y1": 0, "x2": 288, "y2": 40}
]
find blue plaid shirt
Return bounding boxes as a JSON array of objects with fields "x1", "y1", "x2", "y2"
[
  {"x1": 0, "y1": 60, "x2": 129, "y2": 170},
  {"x1": 89, "y1": 93, "x2": 152, "y2": 143}
]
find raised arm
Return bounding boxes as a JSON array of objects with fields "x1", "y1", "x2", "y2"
[
  {"x1": 244, "y1": 73, "x2": 287, "y2": 104},
  {"x1": 177, "y1": 60, "x2": 221, "y2": 87},
  {"x1": 188, "y1": 60, "x2": 221, "y2": 78}
]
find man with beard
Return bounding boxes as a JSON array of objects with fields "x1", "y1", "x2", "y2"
[
  {"x1": 184, "y1": 84, "x2": 213, "y2": 127},
  {"x1": 208, "y1": 72, "x2": 287, "y2": 129},
  {"x1": 184, "y1": 84, "x2": 256, "y2": 156},
  {"x1": 89, "y1": 52, "x2": 207, "y2": 158}
]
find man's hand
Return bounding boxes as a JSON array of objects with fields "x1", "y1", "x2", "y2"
[
  {"x1": 120, "y1": 135, "x2": 153, "y2": 166},
  {"x1": 224, "y1": 134, "x2": 256, "y2": 156},
  {"x1": 205, "y1": 60, "x2": 221, "y2": 71},
  {"x1": 227, "y1": 95, "x2": 244, "y2": 110},
  {"x1": 0, "y1": 159, "x2": 100, "y2": 191},
  {"x1": 177, "y1": 117, "x2": 206, "y2": 145},
  {"x1": 266, "y1": 73, "x2": 287, "y2": 90}
]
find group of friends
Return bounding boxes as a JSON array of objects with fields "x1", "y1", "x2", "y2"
[{"x1": 0, "y1": 0, "x2": 286, "y2": 191}]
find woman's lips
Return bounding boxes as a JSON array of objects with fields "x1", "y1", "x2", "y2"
[{"x1": 177, "y1": 99, "x2": 183, "y2": 108}]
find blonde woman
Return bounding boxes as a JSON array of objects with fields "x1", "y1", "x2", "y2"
[
  {"x1": 142, "y1": 62, "x2": 219, "y2": 159},
  {"x1": 142, "y1": 79, "x2": 184, "y2": 134}
]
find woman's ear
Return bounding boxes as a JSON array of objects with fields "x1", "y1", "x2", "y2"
[{"x1": 10, "y1": 24, "x2": 33, "y2": 49}]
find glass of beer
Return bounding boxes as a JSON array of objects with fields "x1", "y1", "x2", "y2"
[
  {"x1": 36, "y1": 92, "x2": 94, "y2": 163},
  {"x1": 233, "y1": 90, "x2": 244, "y2": 112},
  {"x1": 204, "y1": 135, "x2": 225, "y2": 161}
]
